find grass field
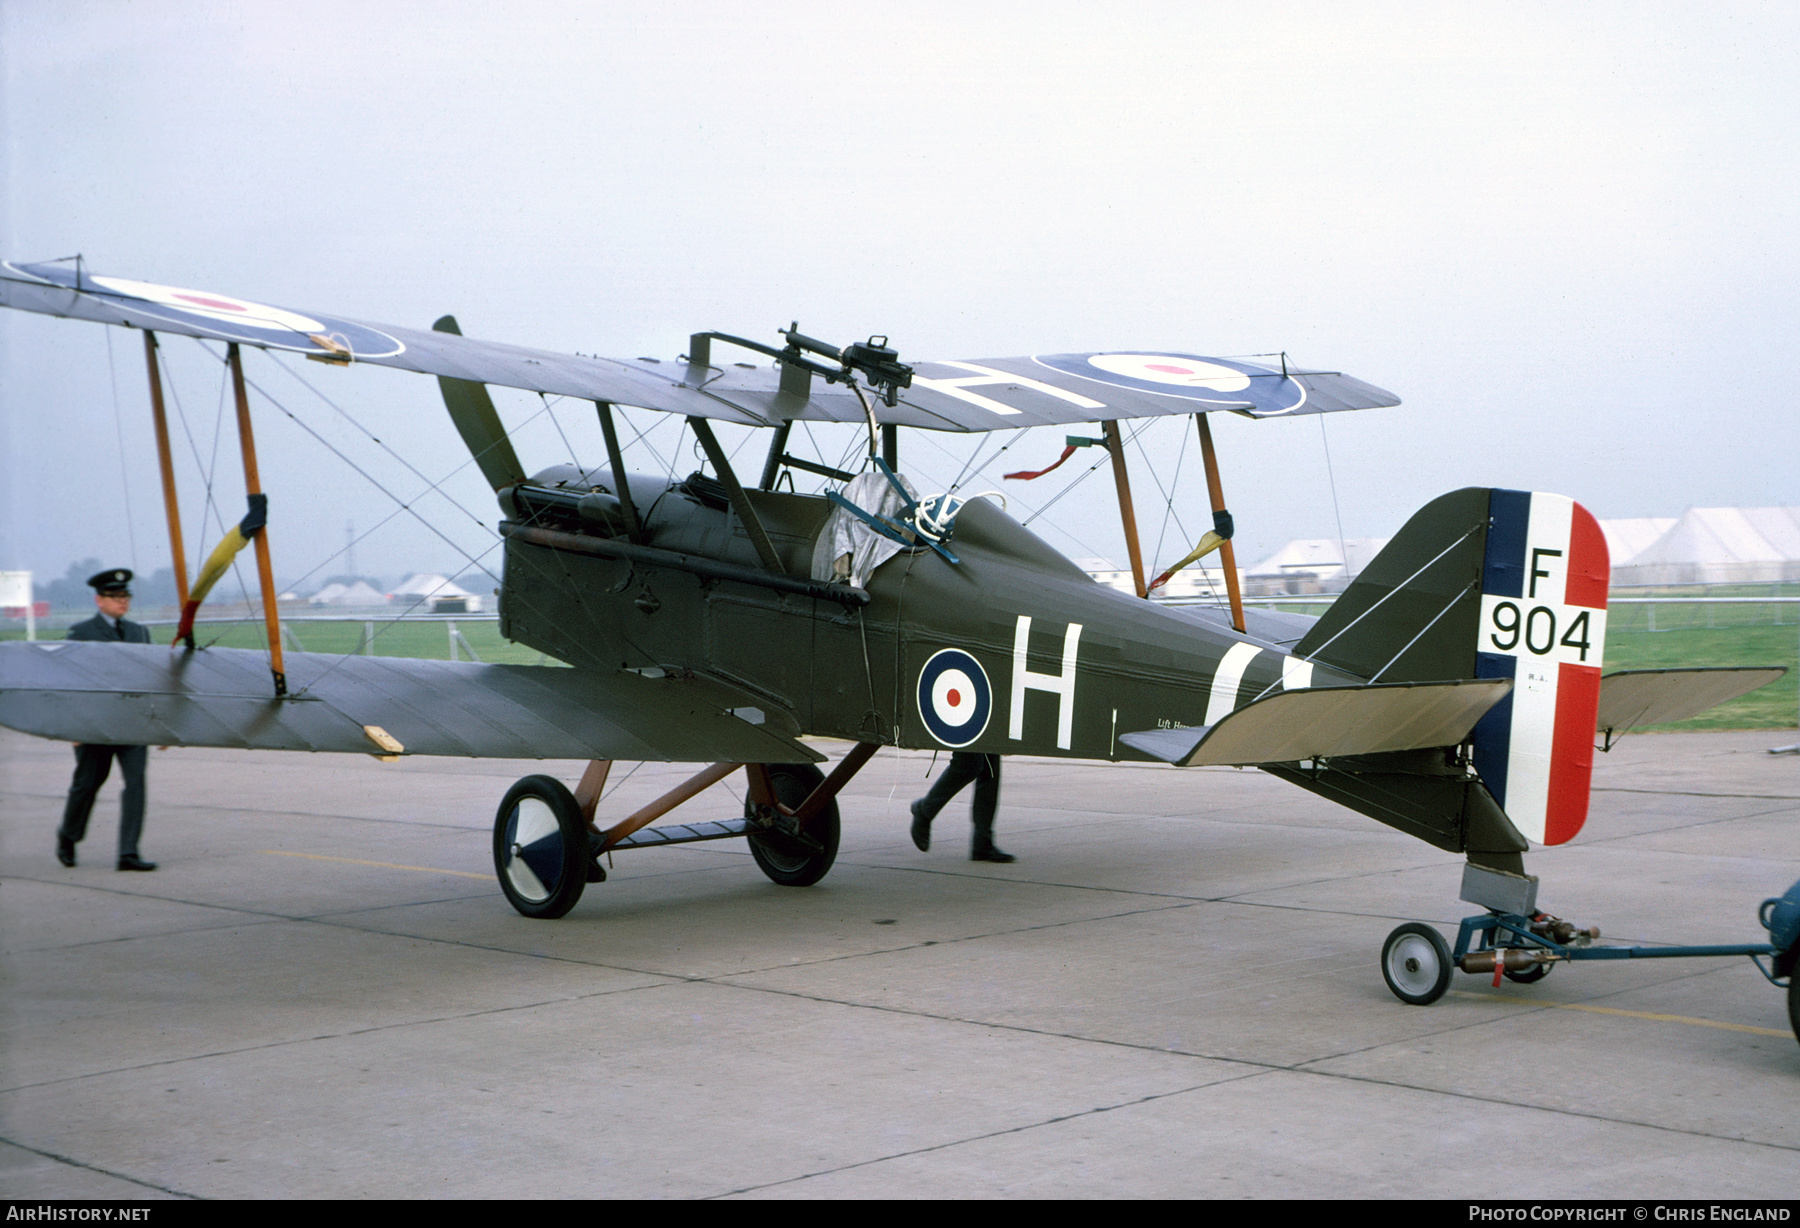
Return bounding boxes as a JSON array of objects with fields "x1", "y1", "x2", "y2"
[
  {"x1": 1, "y1": 617, "x2": 552, "y2": 665},
  {"x1": 6, "y1": 604, "x2": 1796, "y2": 733},
  {"x1": 1602, "y1": 623, "x2": 1797, "y2": 732},
  {"x1": 180, "y1": 618, "x2": 553, "y2": 665}
]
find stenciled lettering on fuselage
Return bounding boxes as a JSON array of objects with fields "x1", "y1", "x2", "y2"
[
  {"x1": 1009, "y1": 616, "x2": 1083, "y2": 749},
  {"x1": 918, "y1": 615, "x2": 1325, "y2": 754},
  {"x1": 1470, "y1": 490, "x2": 1610, "y2": 846}
]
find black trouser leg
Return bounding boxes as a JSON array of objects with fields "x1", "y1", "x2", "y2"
[
  {"x1": 116, "y1": 745, "x2": 148, "y2": 857},
  {"x1": 969, "y1": 755, "x2": 1002, "y2": 852},
  {"x1": 915, "y1": 751, "x2": 983, "y2": 822},
  {"x1": 60, "y1": 744, "x2": 116, "y2": 845}
]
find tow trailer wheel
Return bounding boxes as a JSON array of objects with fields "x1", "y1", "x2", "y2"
[
  {"x1": 494, "y1": 775, "x2": 590, "y2": 919},
  {"x1": 747, "y1": 763, "x2": 840, "y2": 887},
  {"x1": 1504, "y1": 958, "x2": 1552, "y2": 985},
  {"x1": 1788, "y1": 974, "x2": 1798, "y2": 1048},
  {"x1": 1382, "y1": 922, "x2": 1453, "y2": 1005}
]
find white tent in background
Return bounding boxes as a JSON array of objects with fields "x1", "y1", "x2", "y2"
[
  {"x1": 1596, "y1": 518, "x2": 1676, "y2": 568},
  {"x1": 1241, "y1": 538, "x2": 1390, "y2": 595},
  {"x1": 1612, "y1": 507, "x2": 1800, "y2": 586},
  {"x1": 308, "y1": 580, "x2": 389, "y2": 607},
  {"x1": 394, "y1": 573, "x2": 483, "y2": 613}
]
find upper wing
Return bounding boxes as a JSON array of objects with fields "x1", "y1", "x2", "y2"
[
  {"x1": 0, "y1": 260, "x2": 1399, "y2": 432},
  {"x1": 1118, "y1": 679, "x2": 1512, "y2": 768},
  {"x1": 0, "y1": 641, "x2": 822, "y2": 762}
]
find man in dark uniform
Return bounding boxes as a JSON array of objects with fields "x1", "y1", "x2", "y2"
[
  {"x1": 909, "y1": 751, "x2": 1014, "y2": 862},
  {"x1": 57, "y1": 568, "x2": 157, "y2": 871}
]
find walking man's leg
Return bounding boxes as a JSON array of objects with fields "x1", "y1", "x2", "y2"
[
  {"x1": 117, "y1": 745, "x2": 149, "y2": 864},
  {"x1": 969, "y1": 755, "x2": 1013, "y2": 863},
  {"x1": 910, "y1": 752, "x2": 982, "y2": 851},
  {"x1": 58, "y1": 744, "x2": 114, "y2": 867}
]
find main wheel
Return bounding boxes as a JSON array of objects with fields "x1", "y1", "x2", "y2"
[
  {"x1": 494, "y1": 775, "x2": 590, "y2": 919},
  {"x1": 1381, "y1": 922, "x2": 1454, "y2": 1005},
  {"x1": 747, "y1": 763, "x2": 840, "y2": 887}
]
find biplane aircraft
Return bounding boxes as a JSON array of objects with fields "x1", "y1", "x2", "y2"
[{"x1": 1, "y1": 257, "x2": 1790, "y2": 1020}]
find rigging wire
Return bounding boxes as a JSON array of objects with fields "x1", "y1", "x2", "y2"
[
  {"x1": 287, "y1": 537, "x2": 508, "y2": 697},
  {"x1": 541, "y1": 393, "x2": 585, "y2": 472},
  {"x1": 617, "y1": 407, "x2": 675, "y2": 484},
  {"x1": 198, "y1": 347, "x2": 263, "y2": 637},
  {"x1": 1020, "y1": 418, "x2": 1154, "y2": 526},
  {"x1": 264, "y1": 352, "x2": 518, "y2": 539},
  {"x1": 1320, "y1": 414, "x2": 1350, "y2": 582},
  {"x1": 102, "y1": 327, "x2": 140, "y2": 569},
  {"x1": 948, "y1": 427, "x2": 1027, "y2": 494},
  {"x1": 157, "y1": 339, "x2": 226, "y2": 628},
  {"x1": 1130, "y1": 420, "x2": 1192, "y2": 574},
  {"x1": 233, "y1": 364, "x2": 503, "y2": 586},
  {"x1": 905, "y1": 425, "x2": 1114, "y2": 565}
]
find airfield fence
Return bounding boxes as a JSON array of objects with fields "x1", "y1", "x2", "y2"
[
  {"x1": 1168, "y1": 586, "x2": 1800, "y2": 629},
  {"x1": 4, "y1": 586, "x2": 1797, "y2": 649},
  {"x1": 3, "y1": 593, "x2": 1795, "y2": 730}
]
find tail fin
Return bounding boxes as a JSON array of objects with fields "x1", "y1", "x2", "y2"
[{"x1": 1294, "y1": 488, "x2": 1609, "y2": 846}]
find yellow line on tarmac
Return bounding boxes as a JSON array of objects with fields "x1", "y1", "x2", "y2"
[
  {"x1": 262, "y1": 850, "x2": 492, "y2": 881},
  {"x1": 1453, "y1": 990, "x2": 1790, "y2": 1038}
]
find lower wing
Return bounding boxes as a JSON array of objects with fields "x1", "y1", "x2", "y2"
[{"x1": 0, "y1": 641, "x2": 820, "y2": 763}]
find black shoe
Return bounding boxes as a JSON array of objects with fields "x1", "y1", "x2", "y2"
[
  {"x1": 909, "y1": 801, "x2": 931, "y2": 852},
  {"x1": 971, "y1": 844, "x2": 1015, "y2": 863},
  {"x1": 56, "y1": 837, "x2": 76, "y2": 868},
  {"x1": 117, "y1": 854, "x2": 157, "y2": 872}
]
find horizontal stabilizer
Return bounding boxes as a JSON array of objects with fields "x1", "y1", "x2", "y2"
[
  {"x1": 1120, "y1": 679, "x2": 1512, "y2": 768},
  {"x1": 0, "y1": 642, "x2": 821, "y2": 763},
  {"x1": 1596, "y1": 667, "x2": 1787, "y2": 733}
]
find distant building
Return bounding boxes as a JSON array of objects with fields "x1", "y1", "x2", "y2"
[
  {"x1": 308, "y1": 580, "x2": 390, "y2": 607},
  {"x1": 1075, "y1": 557, "x2": 1236, "y2": 600},
  {"x1": 393, "y1": 573, "x2": 484, "y2": 614},
  {"x1": 1597, "y1": 518, "x2": 1677, "y2": 569},
  {"x1": 1241, "y1": 538, "x2": 1390, "y2": 596},
  {"x1": 1611, "y1": 507, "x2": 1800, "y2": 586}
]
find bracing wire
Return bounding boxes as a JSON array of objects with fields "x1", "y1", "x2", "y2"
[
  {"x1": 1021, "y1": 418, "x2": 1155, "y2": 526},
  {"x1": 541, "y1": 393, "x2": 585, "y2": 472},
  {"x1": 948, "y1": 427, "x2": 1027, "y2": 494},
  {"x1": 288, "y1": 537, "x2": 509, "y2": 697},
  {"x1": 264, "y1": 352, "x2": 519, "y2": 540},
  {"x1": 1129, "y1": 421, "x2": 1192, "y2": 574},
  {"x1": 102, "y1": 327, "x2": 140, "y2": 569},
  {"x1": 234, "y1": 365, "x2": 503, "y2": 586},
  {"x1": 1320, "y1": 414, "x2": 1350, "y2": 580}
]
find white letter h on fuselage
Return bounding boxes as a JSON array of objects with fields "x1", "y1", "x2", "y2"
[{"x1": 1010, "y1": 615, "x2": 1082, "y2": 749}]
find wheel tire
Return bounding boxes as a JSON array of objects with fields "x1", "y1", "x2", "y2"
[
  {"x1": 747, "y1": 763, "x2": 840, "y2": 887},
  {"x1": 1503, "y1": 959, "x2": 1552, "y2": 985},
  {"x1": 1381, "y1": 922, "x2": 1454, "y2": 1006},
  {"x1": 494, "y1": 775, "x2": 590, "y2": 919}
]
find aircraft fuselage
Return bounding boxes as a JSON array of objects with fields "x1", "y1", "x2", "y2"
[{"x1": 497, "y1": 468, "x2": 1359, "y2": 761}]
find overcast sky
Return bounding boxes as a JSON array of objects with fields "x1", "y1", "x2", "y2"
[{"x1": 3, "y1": 1, "x2": 1795, "y2": 597}]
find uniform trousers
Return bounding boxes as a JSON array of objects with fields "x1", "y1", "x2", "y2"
[
  {"x1": 60, "y1": 744, "x2": 147, "y2": 857},
  {"x1": 915, "y1": 751, "x2": 1001, "y2": 847}
]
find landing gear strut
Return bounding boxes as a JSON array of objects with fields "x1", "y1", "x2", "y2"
[{"x1": 491, "y1": 743, "x2": 878, "y2": 919}]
